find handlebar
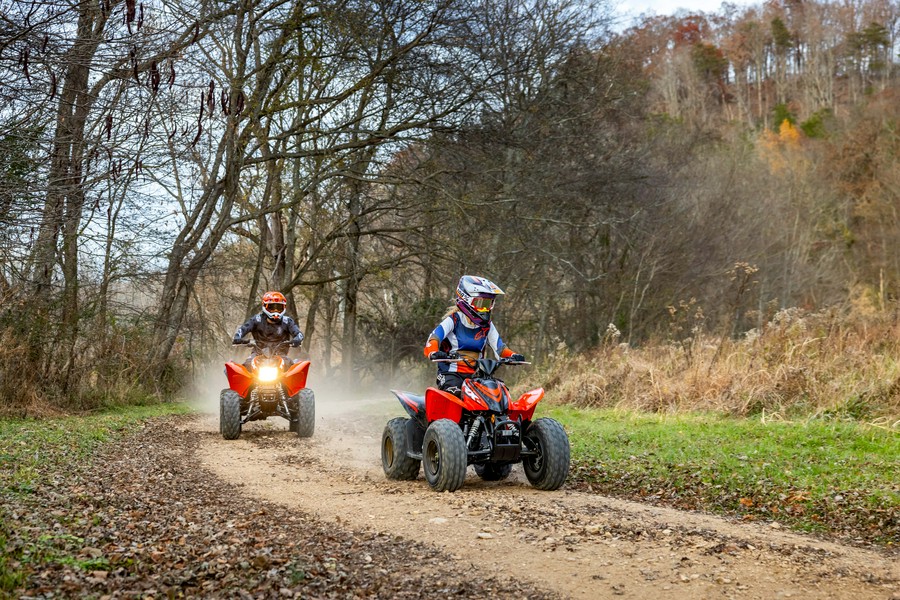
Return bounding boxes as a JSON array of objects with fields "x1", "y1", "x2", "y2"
[
  {"x1": 430, "y1": 356, "x2": 530, "y2": 365},
  {"x1": 232, "y1": 340, "x2": 294, "y2": 351}
]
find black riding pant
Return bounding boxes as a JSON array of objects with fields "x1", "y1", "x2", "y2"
[{"x1": 436, "y1": 372, "x2": 470, "y2": 398}]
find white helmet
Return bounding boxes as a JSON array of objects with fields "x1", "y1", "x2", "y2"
[{"x1": 456, "y1": 275, "x2": 504, "y2": 326}]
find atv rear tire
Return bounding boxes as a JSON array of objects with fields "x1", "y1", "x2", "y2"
[
  {"x1": 422, "y1": 419, "x2": 467, "y2": 492},
  {"x1": 293, "y1": 388, "x2": 315, "y2": 438},
  {"x1": 474, "y1": 462, "x2": 513, "y2": 481},
  {"x1": 220, "y1": 390, "x2": 242, "y2": 440},
  {"x1": 382, "y1": 417, "x2": 420, "y2": 480},
  {"x1": 522, "y1": 418, "x2": 570, "y2": 490}
]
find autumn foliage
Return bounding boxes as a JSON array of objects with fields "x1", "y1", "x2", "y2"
[{"x1": 2, "y1": 0, "x2": 900, "y2": 416}]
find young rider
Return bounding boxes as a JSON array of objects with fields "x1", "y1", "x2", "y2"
[
  {"x1": 423, "y1": 276, "x2": 525, "y2": 397},
  {"x1": 232, "y1": 291, "x2": 304, "y2": 366}
]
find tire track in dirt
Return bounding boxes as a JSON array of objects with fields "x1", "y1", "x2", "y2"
[{"x1": 190, "y1": 401, "x2": 899, "y2": 600}]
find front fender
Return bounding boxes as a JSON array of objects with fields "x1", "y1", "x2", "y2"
[
  {"x1": 225, "y1": 362, "x2": 254, "y2": 398},
  {"x1": 283, "y1": 360, "x2": 311, "y2": 397},
  {"x1": 508, "y1": 387, "x2": 544, "y2": 422}
]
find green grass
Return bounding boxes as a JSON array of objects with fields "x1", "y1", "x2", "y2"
[
  {"x1": 547, "y1": 406, "x2": 900, "y2": 545},
  {"x1": 0, "y1": 403, "x2": 194, "y2": 591}
]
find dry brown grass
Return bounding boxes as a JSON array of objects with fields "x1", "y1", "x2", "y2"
[
  {"x1": 522, "y1": 306, "x2": 900, "y2": 426},
  {"x1": 0, "y1": 324, "x2": 163, "y2": 418},
  {"x1": 0, "y1": 329, "x2": 47, "y2": 418}
]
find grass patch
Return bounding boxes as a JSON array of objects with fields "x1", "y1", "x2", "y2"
[
  {"x1": 548, "y1": 406, "x2": 900, "y2": 546},
  {"x1": 0, "y1": 403, "x2": 193, "y2": 491},
  {"x1": 0, "y1": 403, "x2": 193, "y2": 590}
]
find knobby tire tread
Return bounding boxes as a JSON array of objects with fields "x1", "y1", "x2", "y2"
[
  {"x1": 382, "y1": 417, "x2": 420, "y2": 480},
  {"x1": 523, "y1": 418, "x2": 570, "y2": 490}
]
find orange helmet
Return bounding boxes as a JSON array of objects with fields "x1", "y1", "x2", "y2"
[{"x1": 261, "y1": 291, "x2": 287, "y2": 321}]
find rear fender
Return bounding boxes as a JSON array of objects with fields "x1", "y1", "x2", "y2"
[
  {"x1": 391, "y1": 390, "x2": 425, "y2": 419},
  {"x1": 425, "y1": 387, "x2": 464, "y2": 423},
  {"x1": 508, "y1": 387, "x2": 544, "y2": 422},
  {"x1": 283, "y1": 360, "x2": 310, "y2": 397},
  {"x1": 225, "y1": 362, "x2": 254, "y2": 398}
]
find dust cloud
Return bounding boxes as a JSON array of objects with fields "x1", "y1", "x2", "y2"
[
  {"x1": 179, "y1": 345, "x2": 252, "y2": 415},
  {"x1": 179, "y1": 347, "x2": 432, "y2": 440}
]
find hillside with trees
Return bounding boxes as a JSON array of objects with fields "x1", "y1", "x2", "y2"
[{"x1": 2, "y1": 0, "x2": 900, "y2": 416}]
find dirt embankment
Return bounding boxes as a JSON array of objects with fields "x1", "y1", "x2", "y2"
[{"x1": 194, "y1": 398, "x2": 899, "y2": 600}]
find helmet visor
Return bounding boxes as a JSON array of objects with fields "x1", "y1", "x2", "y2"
[
  {"x1": 265, "y1": 302, "x2": 285, "y2": 315},
  {"x1": 470, "y1": 296, "x2": 494, "y2": 313}
]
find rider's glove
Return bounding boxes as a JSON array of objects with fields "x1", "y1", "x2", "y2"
[
  {"x1": 509, "y1": 353, "x2": 525, "y2": 362},
  {"x1": 233, "y1": 336, "x2": 249, "y2": 345},
  {"x1": 429, "y1": 351, "x2": 450, "y2": 360},
  {"x1": 290, "y1": 333, "x2": 304, "y2": 348}
]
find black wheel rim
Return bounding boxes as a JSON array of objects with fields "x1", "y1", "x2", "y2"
[
  {"x1": 384, "y1": 437, "x2": 394, "y2": 468},
  {"x1": 527, "y1": 436, "x2": 543, "y2": 471},
  {"x1": 425, "y1": 439, "x2": 440, "y2": 476}
]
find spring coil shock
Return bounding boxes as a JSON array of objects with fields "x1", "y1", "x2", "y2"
[
  {"x1": 467, "y1": 417, "x2": 483, "y2": 449},
  {"x1": 244, "y1": 389, "x2": 260, "y2": 422},
  {"x1": 279, "y1": 388, "x2": 289, "y2": 417}
]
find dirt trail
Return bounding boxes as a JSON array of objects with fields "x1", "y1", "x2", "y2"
[{"x1": 191, "y1": 398, "x2": 899, "y2": 600}]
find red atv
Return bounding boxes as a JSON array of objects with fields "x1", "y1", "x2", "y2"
[
  {"x1": 220, "y1": 341, "x2": 315, "y2": 439},
  {"x1": 381, "y1": 356, "x2": 569, "y2": 492}
]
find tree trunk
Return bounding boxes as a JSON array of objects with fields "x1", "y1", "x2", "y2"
[
  {"x1": 246, "y1": 211, "x2": 267, "y2": 317},
  {"x1": 148, "y1": 0, "x2": 253, "y2": 380},
  {"x1": 341, "y1": 186, "x2": 362, "y2": 386},
  {"x1": 30, "y1": 1, "x2": 108, "y2": 390}
]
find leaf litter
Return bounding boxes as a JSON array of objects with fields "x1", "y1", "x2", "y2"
[{"x1": 1, "y1": 415, "x2": 554, "y2": 599}]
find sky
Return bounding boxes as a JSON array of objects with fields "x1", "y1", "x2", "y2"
[{"x1": 615, "y1": 0, "x2": 759, "y2": 20}]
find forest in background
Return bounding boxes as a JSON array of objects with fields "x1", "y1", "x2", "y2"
[{"x1": 2, "y1": 0, "x2": 900, "y2": 414}]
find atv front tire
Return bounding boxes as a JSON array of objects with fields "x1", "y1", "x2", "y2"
[
  {"x1": 382, "y1": 417, "x2": 420, "y2": 480},
  {"x1": 422, "y1": 419, "x2": 467, "y2": 492},
  {"x1": 220, "y1": 390, "x2": 242, "y2": 440},
  {"x1": 522, "y1": 418, "x2": 570, "y2": 490},
  {"x1": 292, "y1": 388, "x2": 315, "y2": 438},
  {"x1": 474, "y1": 462, "x2": 513, "y2": 481}
]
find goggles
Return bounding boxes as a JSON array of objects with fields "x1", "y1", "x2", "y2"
[
  {"x1": 470, "y1": 296, "x2": 494, "y2": 312},
  {"x1": 265, "y1": 302, "x2": 285, "y2": 314}
]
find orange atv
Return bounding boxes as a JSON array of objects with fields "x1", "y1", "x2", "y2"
[{"x1": 220, "y1": 341, "x2": 314, "y2": 439}]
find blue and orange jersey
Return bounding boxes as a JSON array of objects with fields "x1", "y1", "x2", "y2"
[{"x1": 424, "y1": 310, "x2": 515, "y2": 374}]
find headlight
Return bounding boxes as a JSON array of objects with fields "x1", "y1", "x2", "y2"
[{"x1": 258, "y1": 366, "x2": 279, "y2": 382}]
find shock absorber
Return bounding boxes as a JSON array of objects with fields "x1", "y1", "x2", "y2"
[
  {"x1": 279, "y1": 388, "x2": 289, "y2": 418},
  {"x1": 246, "y1": 389, "x2": 260, "y2": 421},
  {"x1": 467, "y1": 417, "x2": 483, "y2": 449}
]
